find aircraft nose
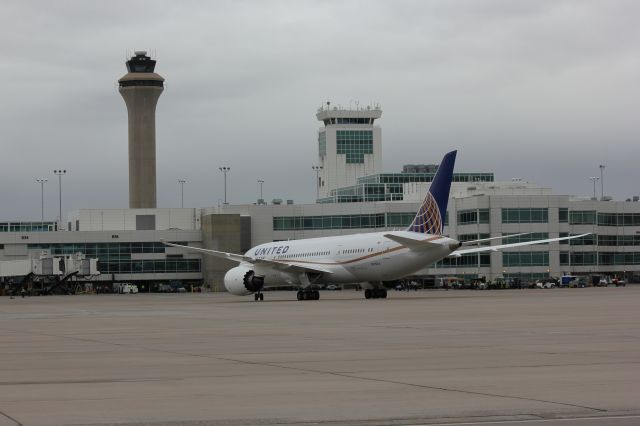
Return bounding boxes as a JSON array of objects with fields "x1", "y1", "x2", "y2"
[{"x1": 448, "y1": 240, "x2": 462, "y2": 251}]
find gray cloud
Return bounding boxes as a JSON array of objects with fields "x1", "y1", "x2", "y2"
[{"x1": 1, "y1": 0, "x2": 638, "y2": 220}]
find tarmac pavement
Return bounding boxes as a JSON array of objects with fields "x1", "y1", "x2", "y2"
[{"x1": 0, "y1": 287, "x2": 639, "y2": 425}]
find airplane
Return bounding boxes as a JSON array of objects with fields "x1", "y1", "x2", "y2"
[{"x1": 163, "y1": 150, "x2": 589, "y2": 301}]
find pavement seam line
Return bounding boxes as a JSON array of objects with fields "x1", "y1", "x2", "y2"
[
  {"x1": 225, "y1": 358, "x2": 609, "y2": 414},
  {"x1": 6, "y1": 329, "x2": 610, "y2": 415},
  {"x1": 0, "y1": 409, "x2": 23, "y2": 426}
]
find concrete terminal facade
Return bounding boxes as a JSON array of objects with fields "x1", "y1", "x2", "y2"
[
  {"x1": 2, "y1": 183, "x2": 640, "y2": 291},
  {"x1": 0, "y1": 211, "x2": 202, "y2": 291},
  {"x1": 201, "y1": 186, "x2": 640, "y2": 285}
]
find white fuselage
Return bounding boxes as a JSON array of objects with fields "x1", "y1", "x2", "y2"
[{"x1": 244, "y1": 231, "x2": 458, "y2": 288}]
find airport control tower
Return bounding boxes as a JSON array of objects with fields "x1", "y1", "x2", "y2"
[
  {"x1": 316, "y1": 103, "x2": 382, "y2": 199},
  {"x1": 118, "y1": 51, "x2": 164, "y2": 208}
]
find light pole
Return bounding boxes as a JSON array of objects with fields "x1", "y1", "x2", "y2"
[
  {"x1": 312, "y1": 165, "x2": 323, "y2": 200},
  {"x1": 53, "y1": 170, "x2": 66, "y2": 229},
  {"x1": 257, "y1": 179, "x2": 264, "y2": 203},
  {"x1": 589, "y1": 176, "x2": 599, "y2": 200},
  {"x1": 36, "y1": 178, "x2": 47, "y2": 229},
  {"x1": 599, "y1": 164, "x2": 605, "y2": 200},
  {"x1": 219, "y1": 166, "x2": 230, "y2": 204},
  {"x1": 178, "y1": 179, "x2": 187, "y2": 208}
]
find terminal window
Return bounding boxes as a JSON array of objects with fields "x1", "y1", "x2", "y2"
[
  {"x1": 597, "y1": 213, "x2": 640, "y2": 226},
  {"x1": 598, "y1": 252, "x2": 640, "y2": 265},
  {"x1": 597, "y1": 235, "x2": 640, "y2": 246},
  {"x1": 318, "y1": 131, "x2": 326, "y2": 157},
  {"x1": 434, "y1": 253, "x2": 490, "y2": 268},
  {"x1": 27, "y1": 242, "x2": 200, "y2": 274},
  {"x1": 336, "y1": 130, "x2": 373, "y2": 164},
  {"x1": 502, "y1": 232, "x2": 549, "y2": 245},
  {"x1": 503, "y1": 251, "x2": 549, "y2": 267},
  {"x1": 560, "y1": 251, "x2": 596, "y2": 266},
  {"x1": 559, "y1": 208, "x2": 568, "y2": 223},
  {"x1": 569, "y1": 210, "x2": 595, "y2": 225},
  {"x1": 502, "y1": 208, "x2": 548, "y2": 223},
  {"x1": 457, "y1": 209, "x2": 490, "y2": 225}
]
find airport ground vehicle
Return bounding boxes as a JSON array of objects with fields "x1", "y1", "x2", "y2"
[
  {"x1": 115, "y1": 283, "x2": 138, "y2": 294},
  {"x1": 560, "y1": 275, "x2": 579, "y2": 288},
  {"x1": 395, "y1": 280, "x2": 419, "y2": 291},
  {"x1": 536, "y1": 281, "x2": 555, "y2": 289},
  {"x1": 593, "y1": 276, "x2": 625, "y2": 287},
  {"x1": 612, "y1": 278, "x2": 626, "y2": 287},
  {"x1": 437, "y1": 277, "x2": 464, "y2": 289},
  {"x1": 158, "y1": 282, "x2": 187, "y2": 293}
]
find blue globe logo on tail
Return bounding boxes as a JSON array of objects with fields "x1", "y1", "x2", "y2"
[
  {"x1": 408, "y1": 192, "x2": 443, "y2": 234},
  {"x1": 407, "y1": 150, "x2": 457, "y2": 235}
]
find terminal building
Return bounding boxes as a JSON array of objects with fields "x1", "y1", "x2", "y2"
[
  {"x1": 2, "y1": 81, "x2": 639, "y2": 292},
  {"x1": 2, "y1": 178, "x2": 639, "y2": 291}
]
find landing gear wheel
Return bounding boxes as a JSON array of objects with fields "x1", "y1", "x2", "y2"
[
  {"x1": 365, "y1": 289, "x2": 387, "y2": 299},
  {"x1": 254, "y1": 293, "x2": 259, "y2": 301},
  {"x1": 259, "y1": 293, "x2": 264, "y2": 301},
  {"x1": 297, "y1": 289, "x2": 320, "y2": 301}
]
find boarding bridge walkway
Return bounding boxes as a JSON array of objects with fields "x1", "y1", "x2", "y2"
[{"x1": 1, "y1": 253, "x2": 98, "y2": 296}]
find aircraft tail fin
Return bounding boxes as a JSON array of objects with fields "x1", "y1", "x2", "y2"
[{"x1": 407, "y1": 150, "x2": 457, "y2": 234}]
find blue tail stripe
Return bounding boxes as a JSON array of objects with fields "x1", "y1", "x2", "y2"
[
  {"x1": 407, "y1": 150, "x2": 457, "y2": 234},
  {"x1": 429, "y1": 150, "x2": 456, "y2": 222}
]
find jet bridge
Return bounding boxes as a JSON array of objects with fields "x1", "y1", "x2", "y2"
[{"x1": 1, "y1": 252, "x2": 99, "y2": 295}]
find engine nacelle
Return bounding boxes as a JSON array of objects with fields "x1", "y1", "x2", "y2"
[{"x1": 224, "y1": 266, "x2": 265, "y2": 296}]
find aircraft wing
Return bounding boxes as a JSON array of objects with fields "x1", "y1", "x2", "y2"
[
  {"x1": 256, "y1": 259, "x2": 334, "y2": 275},
  {"x1": 162, "y1": 241, "x2": 250, "y2": 263},
  {"x1": 460, "y1": 232, "x2": 530, "y2": 246},
  {"x1": 450, "y1": 233, "x2": 591, "y2": 256},
  {"x1": 161, "y1": 241, "x2": 333, "y2": 274}
]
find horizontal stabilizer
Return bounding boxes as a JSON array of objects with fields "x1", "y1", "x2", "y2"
[{"x1": 384, "y1": 234, "x2": 442, "y2": 251}]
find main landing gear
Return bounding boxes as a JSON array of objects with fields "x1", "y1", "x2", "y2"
[
  {"x1": 254, "y1": 292, "x2": 264, "y2": 301},
  {"x1": 364, "y1": 288, "x2": 387, "y2": 299},
  {"x1": 297, "y1": 289, "x2": 320, "y2": 301}
]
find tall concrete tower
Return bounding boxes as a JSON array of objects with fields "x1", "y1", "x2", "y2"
[
  {"x1": 118, "y1": 51, "x2": 164, "y2": 208},
  {"x1": 316, "y1": 103, "x2": 382, "y2": 200}
]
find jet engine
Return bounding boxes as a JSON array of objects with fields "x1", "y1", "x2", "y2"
[{"x1": 224, "y1": 266, "x2": 265, "y2": 295}]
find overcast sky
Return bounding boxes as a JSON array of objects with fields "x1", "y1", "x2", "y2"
[{"x1": 1, "y1": 0, "x2": 638, "y2": 220}]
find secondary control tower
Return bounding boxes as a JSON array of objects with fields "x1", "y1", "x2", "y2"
[
  {"x1": 118, "y1": 51, "x2": 164, "y2": 208},
  {"x1": 316, "y1": 102, "x2": 382, "y2": 199}
]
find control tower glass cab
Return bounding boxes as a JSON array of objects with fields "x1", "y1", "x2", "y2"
[
  {"x1": 127, "y1": 51, "x2": 156, "y2": 73},
  {"x1": 315, "y1": 103, "x2": 383, "y2": 200},
  {"x1": 118, "y1": 51, "x2": 164, "y2": 209}
]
